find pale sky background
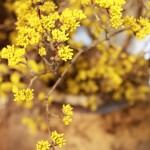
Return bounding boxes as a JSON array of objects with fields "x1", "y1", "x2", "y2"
[{"x1": 73, "y1": 26, "x2": 150, "y2": 60}]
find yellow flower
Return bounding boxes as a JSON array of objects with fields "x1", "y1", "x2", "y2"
[
  {"x1": 58, "y1": 46, "x2": 73, "y2": 61},
  {"x1": 81, "y1": 0, "x2": 91, "y2": 6},
  {"x1": 95, "y1": 0, "x2": 126, "y2": 8},
  {"x1": 114, "y1": 0, "x2": 126, "y2": 5},
  {"x1": 124, "y1": 16, "x2": 150, "y2": 39},
  {"x1": 124, "y1": 16, "x2": 141, "y2": 32},
  {"x1": 51, "y1": 131, "x2": 66, "y2": 148},
  {"x1": 62, "y1": 104, "x2": 73, "y2": 116},
  {"x1": 40, "y1": 13, "x2": 59, "y2": 32},
  {"x1": 95, "y1": 0, "x2": 125, "y2": 28},
  {"x1": 109, "y1": 5, "x2": 124, "y2": 28},
  {"x1": 60, "y1": 8, "x2": 86, "y2": 32},
  {"x1": 52, "y1": 29, "x2": 69, "y2": 42},
  {"x1": 16, "y1": 27, "x2": 41, "y2": 47},
  {"x1": 40, "y1": 1, "x2": 57, "y2": 13},
  {"x1": 63, "y1": 115, "x2": 72, "y2": 125},
  {"x1": 1, "y1": 45, "x2": 25, "y2": 66},
  {"x1": 36, "y1": 140, "x2": 50, "y2": 150},
  {"x1": 12, "y1": 85, "x2": 34, "y2": 101},
  {"x1": 39, "y1": 47, "x2": 46, "y2": 56},
  {"x1": 95, "y1": 0, "x2": 113, "y2": 8}
]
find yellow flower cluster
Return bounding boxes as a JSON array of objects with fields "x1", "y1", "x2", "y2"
[
  {"x1": 62, "y1": 104, "x2": 73, "y2": 116},
  {"x1": 60, "y1": 9, "x2": 86, "y2": 32},
  {"x1": 124, "y1": 16, "x2": 150, "y2": 39},
  {"x1": 109, "y1": 5, "x2": 124, "y2": 28},
  {"x1": 62, "y1": 104, "x2": 73, "y2": 125},
  {"x1": 0, "y1": 45, "x2": 25, "y2": 66},
  {"x1": 41, "y1": 13, "x2": 59, "y2": 32},
  {"x1": 95, "y1": 0, "x2": 126, "y2": 28},
  {"x1": 39, "y1": 47, "x2": 46, "y2": 56},
  {"x1": 14, "y1": 0, "x2": 58, "y2": 49},
  {"x1": 95, "y1": 0, "x2": 113, "y2": 8},
  {"x1": 58, "y1": 46, "x2": 73, "y2": 61},
  {"x1": 36, "y1": 140, "x2": 50, "y2": 150},
  {"x1": 40, "y1": 1, "x2": 57, "y2": 14},
  {"x1": 16, "y1": 27, "x2": 41, "y2": 47},
  {"x1": 95, "y1": 0, "x2": 126, "y2": 8},
  {"x1": 63, "y1": 116, "x2": 72, "y2": 126},
  {"x1": 52, "y1": 29, "x2": 69, "y2": 42},
  {"x1": 81, "y1": 0, "x2": 91, "y2": 6},
  {"x1": 11, "y1": 0, "x2": 86, "y2": 63},
  {"x1": 70, "y1": 0, "x2": 91, "y2": 6},
  {"x1": 12, "y1": 85, "x2": 34, "y2": 101},
  {"x1": 13, "y1": 0, "x2": 31, "y2": 16},
  {"x1": 51, "y1": 131, "x2": 66, "y2": 148}
]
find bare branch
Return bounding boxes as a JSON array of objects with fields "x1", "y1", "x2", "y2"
[{"x1": 28, "y1": 76, "x2": 38, "y2": 88}]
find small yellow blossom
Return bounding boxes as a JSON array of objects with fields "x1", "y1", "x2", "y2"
[
  {"x1": 52, "y1": 29, "x2": 69, "y2": 42},
  {"x1": 12, "y1": 85, "x2": 34, "y2": 101},
  {"x1": 39, "y1": 47, "x2": 46, "y2": 56},
  {"x1": 51, "y1": 131, "x2": 66, "y2": 148},
  {"x1": 124, "y1": 16, "x2": 150, "y2": 39},
  {"x1": 13, "y1": 0, "x2": 31, "y2": 16},
  {"x1": 36, "y1": 140, "x2": 50, "y2": 150},
  {"x1": 40, "y1": 1, "x2": 57, "y2": 13},
  {"x1": 40, "y1": 13, "x2": 59, "y2": 32},
  {"x1": 95, "y1": 0, "x2": 114, "y2": 8},
  {"x1": 81, "y1": 0, "x2": 91, "y2": 6},
  {"x1": 63, "y1": 115, "x2": 72, "y2": 125},
  {"x1": 70, "y1": 0, "x2": 91, "y2": 6},
  {"x1": 60, "y1": 9, "x2": 86, "y2": 32},
  {"x1": 109, "y1": 5, "x2": 124, "y2": 28},
  {"x1": 62, "y1": 104, "x2": 73, "y2": 116},
  {"x1": 95, "y1": 0, "x2": 126, "y2": 8},
  {"x1": 95, "y1": 0, "x2": 125, "y2": 28},
  {"x1": 58, "y1": 46, "x2": 73, "y2": 61},
  {"x1": 1, "y1": 45, "x2": 25, "y2": 66},
  {"x1": 124, "y1": 16, "x2": 141, "y2": 32},
  {"x1": 16, "y1": 27, "x2": 41, "y2": 47}
]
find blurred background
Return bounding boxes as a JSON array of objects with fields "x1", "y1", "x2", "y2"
[{"x1": 0, "y1": 0, "x2": 150, "y2": 150}]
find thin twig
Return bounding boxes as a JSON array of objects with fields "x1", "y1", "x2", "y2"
[
  {"x1": 91, "y1": 4, "x2": 104, "y2": 29},
  {"x1": 109, "y1": 28, "x2": 130, "y2": 38},
  {"x1": 28, "y1": 76, "x2": 38, "y2": 88},
  {"x1": 42, "y1": 56, "x2": 52, "y2": 68},
  {"x1": 19, "y1": 61, "x2": 39, "y2": 76}
]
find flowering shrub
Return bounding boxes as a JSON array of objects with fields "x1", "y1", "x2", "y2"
[{"x1": 0, "y1": 0, "x2": 150, "y2": 149}]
